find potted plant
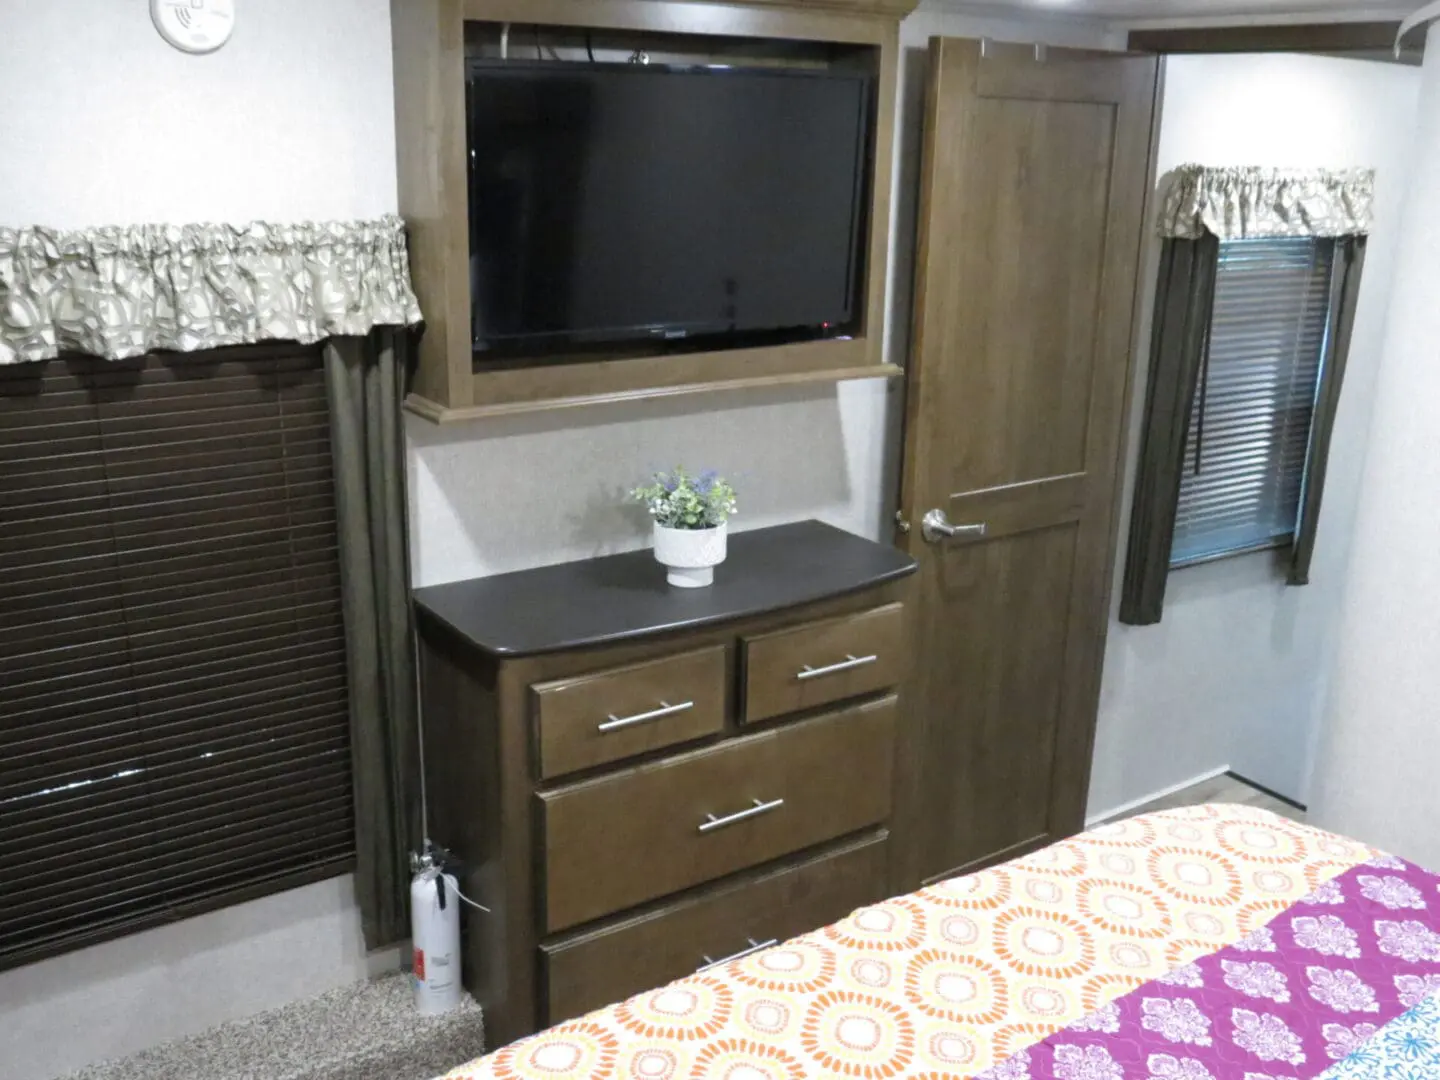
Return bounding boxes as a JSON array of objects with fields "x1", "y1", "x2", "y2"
[{"x1": 631, "y1": 468, "x2": 739, "y2": 588}]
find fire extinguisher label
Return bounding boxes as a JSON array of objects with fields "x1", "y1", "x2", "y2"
[{"x1": 414, "y1": 947, "x2": 426, "y2": 981}]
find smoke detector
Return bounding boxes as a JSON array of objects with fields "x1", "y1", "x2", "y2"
[{"x1": 151, "y1": 0, "x2": 236, "y2": 55}]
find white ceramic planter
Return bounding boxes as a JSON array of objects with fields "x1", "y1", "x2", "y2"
[{"x1": 652, "y1": 522, "x2": 728, "y2": 588}]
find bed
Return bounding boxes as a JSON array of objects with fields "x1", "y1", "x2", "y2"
[{"x1": 440, "y1": 804, "x2": 1440, "y2": 1079}]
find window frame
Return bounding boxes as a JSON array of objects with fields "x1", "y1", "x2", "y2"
[{"x1": 1167, "y1": 235, "x2": 1338, "y2": 570}]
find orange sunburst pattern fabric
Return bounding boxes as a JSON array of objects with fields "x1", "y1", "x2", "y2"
[{"x1": 441, "y1": 804, "x2": 1378, "y2": 1080}]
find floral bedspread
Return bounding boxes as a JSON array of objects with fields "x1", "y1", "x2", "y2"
[
  {"x1": 440, "y1": 805, "x2": 1440, "y2": 1080},
  {"x1": 982, "y1": 851, "x2": 1440, "y2": 1080}
]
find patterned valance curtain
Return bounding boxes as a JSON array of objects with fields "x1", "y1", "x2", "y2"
[
  {"x1": 0, "y1": 215, "x2": 421, "y2": 364},
  {"x1": 1157, "y1": 165, "x2": 1375, "y2": 241}
]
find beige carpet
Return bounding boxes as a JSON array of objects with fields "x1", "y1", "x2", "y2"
[{"x1": 61, "y1": 973, "x2": 484, "y2": 1080}]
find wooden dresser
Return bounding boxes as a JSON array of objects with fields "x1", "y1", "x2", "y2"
[{"x1": 413, "y1": 520, "x2": 917, "y2": 1048}]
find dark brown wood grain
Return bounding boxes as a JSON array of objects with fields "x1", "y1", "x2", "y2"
[
  {"x1": 894, "y1": 39, "x2": 1158, "y2": 887},
  {"x1": 392, "y1": 0, "x2": 907, "y2": 420},
  {"x1": 463, "y1": 0, "x2": 897, "y2": 35},
  {"x1": 741, "y1": 603, "x2": 905, "y2": 723},
  {"x1": 945, "y1": 474, "x2": 1088, "y2": 545},
  {"x1": 531, "y1": 646, "x2": 728, "y2": 779},
  {"x1": 416, "y1": 549, "x2": 913, "y2": 1048},
  {"x1": 540, "y1": 696, "x2": 896, "y2": 932},
  {"x1": 1128, "y1": 22, "x2": 1421, "y2": 65},
  {"x1": 390, "y1": 0, "x2": 472, "y2": 408},
  {"x1": 474, "y1": 0, "x2": 920, "y2": 21},
  {"x1": 414, "y1": 521, "x2": 916, "y2": 658},
  {"x1": 506, "y1": 579, "x2": 911, "y2": 690},
  {"x1": 405, "y1": 363, "x2": 904, "y2": 422},
  {"x1": 541, "y1": 831, "x2": 888, "y2": 1024},
  {"x1": 921, "y1": 831, "x2": 1052, "y2": 887},
  {"x1": 416, "y1": 629, "x2": 521, "y2": 1043}
]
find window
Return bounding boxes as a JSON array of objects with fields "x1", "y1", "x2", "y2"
[
  {"x1": 1170, "y1": 238, "x2": 1336, "y2": 566},
  {"x1": 1120, "y1": 230, "x2": 1366, "y2": 627},
  {"x1": 0, "y1": 347, "x2": 354, "y2": 970}
]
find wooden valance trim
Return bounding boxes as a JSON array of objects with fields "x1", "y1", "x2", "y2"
[
  {"x1": 713, "y1": 0, "x2": 920, "y2": 17},
  {"x1": 1128, "y1": 22, "x2": 1422, "y2": 65}
]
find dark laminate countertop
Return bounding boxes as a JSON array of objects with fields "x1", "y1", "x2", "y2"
[{"x1": 413, "y1": 520, "x2": 917, "y2": 658}]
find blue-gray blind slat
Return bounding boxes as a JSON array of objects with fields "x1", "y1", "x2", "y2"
[{"x1": 1171, "y1": 237, "x2": 1334, "y2": 566}]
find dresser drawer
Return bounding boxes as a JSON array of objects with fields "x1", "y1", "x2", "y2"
[
  {"x1": 531, "y1": 646, "x2": 727, "y2": 779},
  {"x1": 742, "y1": 603, "x2": 905, "y2": 723},
  {"x1": 542, "y1": 831, "x2": 887, "y2": 1024},
  {"x1": 540, "y1": 695, "x2": 896, "y2": 932}
]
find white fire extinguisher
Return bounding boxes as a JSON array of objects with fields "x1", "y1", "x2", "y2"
[{"x1": 410, "y1": 851, "x2": 462, "y2": 1015}]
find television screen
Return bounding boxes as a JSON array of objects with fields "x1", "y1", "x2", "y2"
[{"x1": 466, "y1": 61, "x2": 872, "y2": 355}]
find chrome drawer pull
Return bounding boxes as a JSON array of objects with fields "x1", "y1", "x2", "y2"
[
  {"x1": 797, "y1": 654, "x2": 877, "y2": 681},
  {"x1": 597, "y1": 700, "x2": 694, "y2": 733},
  {"x1": 697, "y1": 937, "x2": 778, "y2": 972},
  {"x1": 698, "y1": 797, "x2": 785, "y2": 833}
]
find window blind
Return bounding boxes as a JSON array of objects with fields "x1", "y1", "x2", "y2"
[
  {"x1": 1170, "y1": 237, "x2": 1336, "y2": 567},
  {"x1": 0, "y1": 346, "x2": 354, "y2": 970}
]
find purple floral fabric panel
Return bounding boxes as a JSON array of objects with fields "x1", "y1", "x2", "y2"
[{"x1": 981, "y1": 854, "x2": 1440, "y2": 1080}]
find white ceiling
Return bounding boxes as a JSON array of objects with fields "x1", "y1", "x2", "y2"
[{"x1": 927, "y1": 0, "x2": 1418, "y2": 24}]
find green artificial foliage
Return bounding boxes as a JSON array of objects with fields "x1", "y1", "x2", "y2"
[{"x1": 631, "y1": 467, "x2": 738, "y2": 530}]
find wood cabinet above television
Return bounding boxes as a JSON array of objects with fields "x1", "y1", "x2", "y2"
[{"x1": 391, "y1": 0, "x2": 912, "y2": 422}]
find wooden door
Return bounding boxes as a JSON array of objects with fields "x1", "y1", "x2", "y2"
[{"x1": 896, "y1": 39, "x2": 1158, "y2": 885}]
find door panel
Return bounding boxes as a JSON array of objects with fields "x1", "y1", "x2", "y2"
[
  {"x1": 896, "y1": 39, "x2": 1157, "y2": 885},
  {"x1": 949, "y1": 474, "x2": 1086, "y2": 544},
  {"x1": 952, "y1": 97, "x2": 1112, "y2": 489},
  {"x1": 923, "y1": 524, "x2": 1079, "y2": 873}
]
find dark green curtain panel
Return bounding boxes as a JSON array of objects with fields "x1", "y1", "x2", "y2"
[
  {"x1": 325, "y1": 329, "x2": 422, "y2": 949},
  {"x1": 1119, "y1": 236, "x2": 1220, "y2": 626},
  {"x1": 1289, "y1": 236, "x2": 1367, "y2": 586}
]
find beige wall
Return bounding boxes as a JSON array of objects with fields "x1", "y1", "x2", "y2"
[
  {"x1": 1310, "y1": 24, "x2": 1440, "y2": 868},
  {"x1": 1087, "y1": 53, "x2": 1421, "y2": 821},
  {"x1": 0, "y1": 0, "x2": 397, "y2": 228}
]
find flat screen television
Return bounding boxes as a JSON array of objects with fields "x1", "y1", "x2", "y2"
[{"x1": 465, "y1": 61, "x2": 873, "y2": 357}]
